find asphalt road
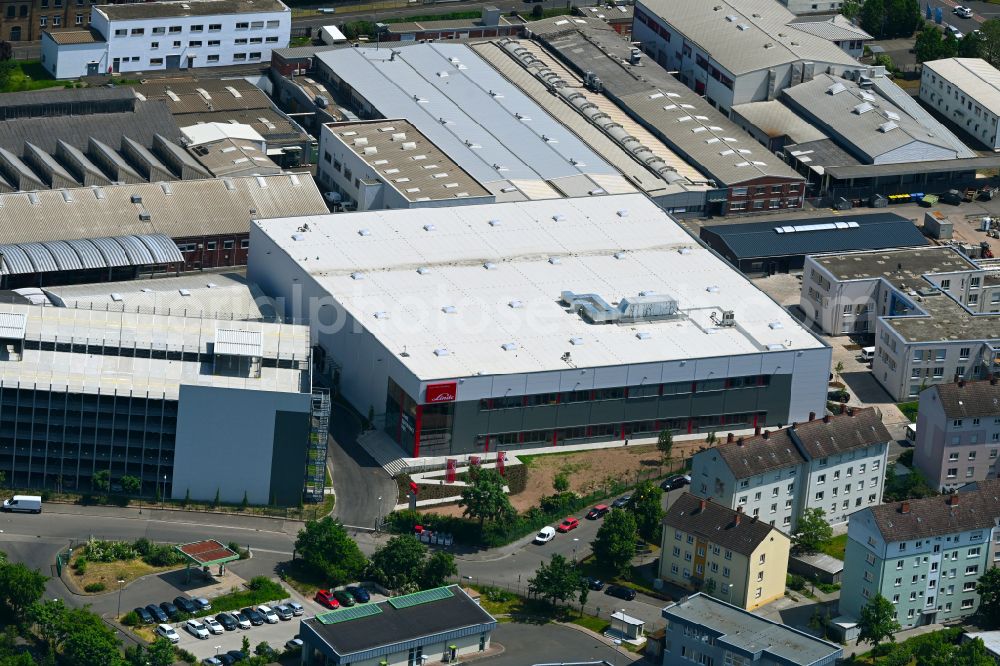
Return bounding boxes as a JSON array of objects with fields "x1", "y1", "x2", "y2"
[
  {"x1": 328, "y1": 401, "x2": 398, "y2": 530},
  {"x1": 490, "y1": 623, "x2": 644, "y2": 665}
]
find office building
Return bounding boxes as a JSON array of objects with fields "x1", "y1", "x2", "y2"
[
  {"x1": 801, "y1": 246, "x2": 1000, "y2": 401},
  {"x1": 662, "y1": 593, "x2": 842, "y2": 666},
  {"x1": 299, "y1": 586, "x2": 496, "y2": 666},
  {"x1": 914, "y1": 379, "x2": 1000, "y2": 492},
  {"x1": 699, "y1": 212, "x2": 927, "y2": 275},
  {"x1": 920, "y1": 58, "x2": 1000, "y2": 152},
  {"x1": 249, "y1": 193, "x2": 830, "y2": 459},
  {"x1": 317, "y1": 120, "x2": 495, "y2": 211},
  {"x1": 631, "y1": 0, "x2": 857, "y2": 112},
  {"x1": 659, "y1": 493, "x2": 790, "y2": 611},
  {"x1": 41, "y1": 0, "x2": 290, "y2": 79},
  {"x1": 0, "y1": 301, "x2": 325, "y2": 505},
  {"x1": 691, "y1": 409, "x2": 890, "y2": 531},
  {"x1": 841, "y1": 483, "x2": 1000, "y2": 628},
  {"x1": 525, "y1": 17, "x2": 806, "y2": 215}
]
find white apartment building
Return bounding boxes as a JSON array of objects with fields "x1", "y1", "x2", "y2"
[
  {"x1": 920, "y1": 58, "x2": 1000, "y2": 152},
  {"x1": 800, "y1": 246, "x2": 1000, "y2": 401},
  {"x1": 41, "y1": 0, "x2": 290, "y2": 79},
  {"x1": 691, "y1": 409, "x2": 890, "y2": 532}
]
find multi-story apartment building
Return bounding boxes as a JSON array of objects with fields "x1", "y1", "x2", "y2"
[
  {"x1": 659, "y1": 493, "x2": 790, "y2": 611},
  {"x1": 41, "y1": 0, "x2": 290, "y2": 79},
  {"x1": 841, "y1": 484, "x2": 1000, "y2": 628},
  {"x1": 800, "y1": 246, "x2": 1000, "y2": 401},
  {"x1": 914, "y1": 379, "x2": 1000, "y2": 491},
  {"x1": 662, "y1": 593, "x2": 843, "y2": 666},
  {"x1": 691, "y1": 409, "x2": 890, "y2": 532},
  {"x1": 920, "y1": 58, "x2": 1000, "y2": 152}
]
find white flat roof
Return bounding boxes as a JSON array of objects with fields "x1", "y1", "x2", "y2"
[
  {"x1": 181, "y1": 122, "x2": 265, "y2": 147},
  {"x1": 255, "y1": 194, "x2": 823, "y2": 380},
  {"x1": 923, "y1": 58, "x2": 1000, "y2": 116}
]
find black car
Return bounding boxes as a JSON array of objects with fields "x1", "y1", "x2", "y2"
[
  {"x1": 605, "y1": 584, "x2": 636, "y2": 601},
  {"x1": 346, "y1": 586, "x2": 370, "y2": 603},
  {"x1": 226, "y1": 650, "x2": 246, "y2": 663},
  {"x1": 660, "y1": 475, "x2": 689, "y2": 491},
  {"x1": 216, "y1": 655, "x2": 235, "y2": 666},
  {"x1": 174, "y1": 596, "x2": 197, "y2": 614},
  {"x1": 145, "y1": 604, "x2": 168, "y2": 623},
  {"x1": 240, "y1": 607, "x2": 264, "y2": 625},
  {"x1": 215, "y1": 612, "x2": 237, "y2": 631},
  {"x1": 586, "y1": 505, "x2": 610, "y2": 520},
  {"x1": 133, "y1": 606, "x2": 154, "y2": 624},
  {"x1": 587, "y1": 577, "x2": 605, "y2": 591},
  {"x1": 159, "y1": 601, "x2": 180, "y2": 620},
  {"x1": 611, "y1": 495, "x2": 631, "y2": 509},
  {"x1": 333, "y1": 590, "x2": 356, "y2": 607}
]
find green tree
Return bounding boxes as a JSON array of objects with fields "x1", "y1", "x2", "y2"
[
  {"x1": 981, "y1": 19, "x2": 1000, "y2": 68},
  {"x1": 592, "y1": 509, "x2": 637, "y2": 576},
  {"x1": 791, "y1": 508, "x2": 833, "y2": 554},
  {"x1": 146, "y1": 637, "x2": 175, "y2": 666},
  {"x1": 119, "y1": 475, "x2": 140, "y2": 496},
  {"x1": 976, "y1": 565, "x2": 1000, "y2": 628},
  {"x1": 856, "y1": 593, "x2": 901, "y2": 647},
  {"x1": 241, "y1": 490, "x2": 248, "y2": 510},
  {"x1": 459, "y1": 469, "x2": 514, "y2": 531},
  {"x1": 28, "y1": 598, "x2": 66, "y2": 647},
  {"x1": 656, "y1": 429, "x2": 673, "y2": 466},
  {"x1": 183, "y1": 488, "x2": 190, "y2": 507},
  {"x1": 124, "y1": 644, "x2": 147, "y2": 666},
  {"x1": 915, "y1": 24, "x2": 947, "y2": 62},
  {"x1": 254, "y1": 641, "x2": 274, "y2": 658},
  {"x1": 959, "y1": 30, "x2": 985, "y2": 58},
  {"x1": 59, "y1": 609, "x2": 124, "y2": 666},
  {"x1": 242, "y1": 635, "x2": 251, "y2": 655},
  {"x1": 860, "y1": 0, "x2": 887, "y2": 38},
  {"x1": 553, "y1": 472, "x2": 570, "y2": 493},
  {"x1": 213, "y1": 488, "x2": 220, "y2": 508},
  {"x1": 954, "y1": 637, "x2": 996, "y2": 666},
  {"x1": 841, "y1": 0, "x2": 861, "y2": 19},
  {"x1": 528, "y1": 554, "x2": 582, "y2": 607},
  {"x1": 294, "y1": 517, "x2": 368, "y2": 586},
  {"x1": 885, "y1": 0, "x2": 920, "y2": 37},
  {"x1": 0, "y1": 561, "x2": 47, "y2": 618},
  {"x1": 92, "y1": 469, "x2": 110, "y2": 493},
  {"x1": 627, "y1": 480, "x2": 664, "y2": 542},
  {"x1": 421, "y1": 551, "x2": 457, "y2": 589},
  {"x1": 531, "y1": 3, "x2": 543, "y2": 18},
  {"x1": 884, "y1": 463, "x2": 936, "y2": 502},
  {"x1": 370, "y1": 535, "x2": 427, "y2": 592}
]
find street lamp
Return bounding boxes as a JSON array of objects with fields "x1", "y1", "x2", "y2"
[
  {"x1": 376, "y1": 496, "x2": 383, "y2": 533},
  {"x1": 572, "y1": 537, "x2": 579, "y2": 562},
  {"x1": 612, "y1": 638, "x2": 623, "y2": 665},
  {"x1": 214, "y1": 646, "x2": 222, "y2": 656},
  {"x1": 161, "y1": 474, "x2": 167, "y2": 507},
  {"x1": 116, "y1": 578, "x2": 126, "y2": 620}
]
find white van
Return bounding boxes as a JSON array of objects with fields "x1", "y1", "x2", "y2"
[
  {"x1": 860, "y1": 346, "x2": 876, "y2": 363},
  {"x1": 2, "y1": 495, "x2": 41, "y2": 513}
]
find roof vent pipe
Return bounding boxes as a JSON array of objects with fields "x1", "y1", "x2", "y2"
[
  {"x1": 762, "y1": 430, "x2": 769, "y2": 440},
  {"x1": 901, "y1": 501, "x2": 911, "y2": 514},
  {"x1": 727, "y1": 432, "x2": 734, "y2": 443},
  {"x1": 754, "y1": 425, "x2": 761, "y2": 436},
  {"x1": 823, "y1": 414, "x2": 831, "y2": 423}
]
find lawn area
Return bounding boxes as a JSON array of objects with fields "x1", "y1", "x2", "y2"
[
  {"x1": 68, "y1": 553, "x2": 182, "y2": 595},
  {"x1": 818, "y1": 534, "x2": 848, "y2": 561},
  {"x1": 190, "y1": 577, "x2": 287, "y2": 617},
  {"x1": 898, "y1": 401, "x2": 918, "y2": 422},
  {"x1": 278, "y1": 559, "x2": 327, "y2": 597},
  {"x1": 0, "y1": 61, "x2": 70, "y2": 93}
]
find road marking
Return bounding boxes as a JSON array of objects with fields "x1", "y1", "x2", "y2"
[{"x1": 245, "y1": 547, "x2": 294, "y2": 556}]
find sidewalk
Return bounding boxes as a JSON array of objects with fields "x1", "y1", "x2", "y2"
[{"x1": 39, "y1": 503, "x2": 302, "y2": 535}]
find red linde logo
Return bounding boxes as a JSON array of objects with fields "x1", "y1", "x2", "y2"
[{"x1": 425, "y1": 382, "x2": 457, "y2": 403}]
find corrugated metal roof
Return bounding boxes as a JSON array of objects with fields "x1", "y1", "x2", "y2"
[
  {"x1": 114, "y1": 235, "x2": 156, "y2": 265},
  {"x1": 0, "y1": 234, "x2": 182, "y2": 275},
  {"x1": 89, "y1": 236, "x2": 132, "y2": 267},
  {"x1": 64, "y1": 238, "x2": 105, "y2": 269},
  {"x1": 215, "y1": 328, "x2": 264, "y2": 357},
  {"x1": 17, "y1": 243, "x2": 59, "y2": 273},
  {"x1": 0, "y1": 246, "x2": 33, "y2": 274},
  {"x1": 44, "y1": 240, "x2": 84, "y2": 271}
]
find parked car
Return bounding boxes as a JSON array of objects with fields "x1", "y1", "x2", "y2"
[
  {"x1": 827, "y1": 389, "x2": 850, "y2": 403},
  {"x1": 226, "y1": 650, "x2": 247, "y2": 663},
  {"x1": 534, "y1": 526, "x2": 557, "y2": 543},
  {"x1": 194, "y1": 597, "x2": 212, "y2": 612},
  {"x1": 159, "y1": 601, "x2": 180, "y2": 620},
  {"x1": 174, "y1": 596, "x2": 197, "y2": 614},
  {"x1": 133, "y1": 606, "x2": 154, "y2": 624},
  {"x1": 256, "y1": 605, "x2": 279, "y2": 624},
  {"x1": 203, "y1": 617, "x2": 224, "y2": 634},
  {"x1": 346, "y1": 586, "x2": 370, "y2": 603},
  {"x1": 215, "y1": 613, "x2": 238, "y2": 631},
  {"x1": 314, "y1": 590, "x2": 340, "y2": 610},
  {"x1": 956, "y1": 6, "x2": 973, "y2": 17},
  {"x1": 333, "y1": 591, "x2": 356, "y2": 607},
  {"x1": 202, "y1": 658, "x2": 223, "y2": 666},
  {"x1": 285, "y1": 636, "x2": 304, "y2": 650},
  {"x1": 240, "y1": 607, "x2": 265, "y2": 625},
  {"x1": 216, "y1": 655, "x2": 235, "y2": 666},
  {"x1": 611, "y1": 495, "x2": 631, "y2": 509},
  {"x1": 155, "y1": 624, "x2": 179, "y2": 643},
  {"x1": 587, "y1": 577, "x2": 605, "y2": 591},
  {"x1": 145, "y1": 604, "x2": 168, "y2": 623},
  {"x1": 556, "y1": 517, "x2": 579, "y2": 532},
  {"x1": 230, "y1": 611, "x2": 252, "y2": 630},
  {"x1": 605, "y1": 585, "x2": 637, "y2": 601},
  {"x1": 273, "y1": 604, "x2": 293, "y2": 621},
  {"x1": 586, "y1": 504, "x2": 609, "y2": 520},
  {"x1": 947, "y1": 24, "x2": 964, "y2": 38},
  {"x1": 287, "y1": 601, "x2": 305, "y2": 616},
  {"x1": 185, "y1": 619, "x2": 210, "y2": 640},
  {"x1": 1, "y1": 495, "x2": 41, "y2": 513},
  {"x1": 660, "y1": 475, "x2": 689, "y2": 491}
]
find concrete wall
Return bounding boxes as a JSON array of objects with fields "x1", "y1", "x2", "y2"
[
  {"x1": 802, "y1": 444, "x2": 887, "y2": 525},
  {"x1": 915, "y1": 386, "x2": 1000, "y2": 491},
  {"x1": 920, "y1": 67, "x2": 1000, "y2": 151},
  {"x1": 41, "y1": 34, "x2": 107, "y2": 79},
  {"x1": 172, "y1": 384, "x2": 311, "y2": 505}
]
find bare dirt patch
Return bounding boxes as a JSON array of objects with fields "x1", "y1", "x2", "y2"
[{"x1": 422, "y1": 440, "x2": 708, "y2": 518}]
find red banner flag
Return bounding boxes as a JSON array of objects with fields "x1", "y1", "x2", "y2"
[
  {"x1": 446, "y1": 459, "x2": 457, "y2": 484},
  {"x1": 497, "y1": 451, "x2": 506, "y2": 477}
]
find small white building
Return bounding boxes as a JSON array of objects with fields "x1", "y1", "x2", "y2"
[
  {"x1": 41, "y1": 0, "x2": 290, "y2": 80},
  {"x1": 920, "y1": 58, "x2": 1000, "y2": 151}
]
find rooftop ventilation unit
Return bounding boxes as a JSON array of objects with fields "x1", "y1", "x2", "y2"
[
  {"x1": 441, "y1": 305, "x2": 457, "y2": 314},
  {"x1": 548, "y1": 257, "x2": 562, "y2": 265},
  {"x1": 423, "y1": 224, "x2": 436, "y2": 231},
  {"x1": 509, "y1": 299, "x2": 524, "y2": 309},
  {"x1": 350, "y1": 272, "x2": 365, "y2": 280},
  {"x1": 417, "y1": 267, "x2": 431, "y2": 275},
  {"x1": 374, "y1": 311, "x2": 389, "y2": 319},
  {"x1": 501, "y1": 342, "x2": 518, "y2": 351},
  {"x1": 853, "y1": 102, "x2": 875, "y2": 114},
  {"x1": 879, "y1": 120, "x2": 899, "y2": 133},
  {"x1": 358, "y1": 229, "x2": 371, "y2": 237},
  {"x1": 484, "y1": 262, "x2": 497, "y2": 270},
  {"x1": 827, "y1": 82, "x2": 847, "y2": 95},
  {"x1": 569, "y1": 337, "x2": 584, "y2": 345},
  {"x1": 561, "y1": 291, "x2": 679, "y2": 325},
  {"x1": 636, "y1": 331, "x2": 651, "y2": 340},
  {"x1": 433, "y1": 348, "x2": 450, "y2": 356},
  {"x1": 489, "y1": 219, "x2": 501, "y2": 227},
  {"x1": 884, "y1": 110, "x2": 900, "y2": 121}
]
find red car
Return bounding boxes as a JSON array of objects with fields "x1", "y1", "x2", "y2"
[
  {"x1": 314, "y1": 590, "x2": 340, "y2": 610},
  {"x1": 557, "y1": 517, "x2": 579, "y2": 532}
]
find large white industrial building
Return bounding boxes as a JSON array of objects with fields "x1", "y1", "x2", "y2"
[{"x1": 249, "y1": 194, "x2": 830, "y2": 459}]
